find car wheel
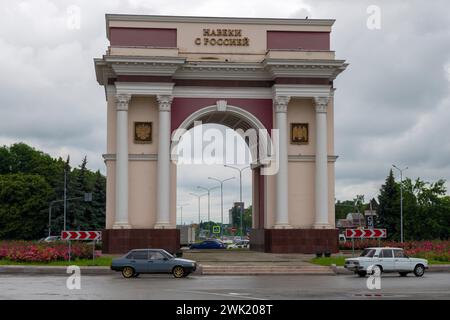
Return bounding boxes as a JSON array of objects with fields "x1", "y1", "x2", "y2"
[
  {"x1": 173, "y1": 266, "x2": 185, "y2": 278},
  {"x1": 413, "y1": 264, "x2": 425, "y2": 277},
  {"x1": 399, "y1": 272, "x2": 408, "y2": 277},
  {"x1": 122, "y1": 266, "x2": 135, "y2": 278},
  {"x1": 357, "y1": 271, "x2": 367, "y2": 277}
]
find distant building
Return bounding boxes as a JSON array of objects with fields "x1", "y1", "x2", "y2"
[{"x1": 229, "y1": 202, "x2": 244, "y2": 226}]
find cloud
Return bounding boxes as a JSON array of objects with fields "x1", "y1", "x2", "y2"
[{"x1": 1, "y1": 0, "x2": 449, "y2": 208}]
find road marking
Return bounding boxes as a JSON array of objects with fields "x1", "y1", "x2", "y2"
[{"x1": 165, "y1": 289, "x2": 267, "y2": 300}]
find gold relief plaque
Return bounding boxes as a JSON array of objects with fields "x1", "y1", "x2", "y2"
[
  {"x1": 291, "y1": 123, "x2": 309, "y2": 144},
  {"x1": 134, "y1": 122, "x2": 152, "y2": 144}
]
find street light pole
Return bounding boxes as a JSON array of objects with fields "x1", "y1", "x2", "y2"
[
  {"x1": 190, "y1": 192, "x2": 207, "y2": 225},
  {"x1": 48, "y1": 193, "x2": 93, "y2": 237},
  {"x1": 224, "y1": 165, "x2": 250, "y2": 237},
  {"x1": 393, "y1": 164, "x2": 408, "y2": 243},
  {"x1": 197, "y1": 186, "x2": 219, "y2": 223},
  {"x1": 208, "y1": 176, "x2": 235, "y2": 240},
  {"x1": 63, "y1": 168, "x2": 67, "y2": 231},
  {"x1": 177, "y1": 204, "x2": 189, "y2": 226}
]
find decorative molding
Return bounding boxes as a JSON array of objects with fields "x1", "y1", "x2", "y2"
[
  {"x1": 173, "y1": 86, "x2": 272, "y2": 99},
  {"x1": 288, "y1": 155, "x2": 339, "y2": 162},
  {"x1": 313, "y1": 96, "x2": 329, "y2": 113},
  {"x1": 174, "y1": 63, "x2": 271, "y2": 81},
  {"x1": 103, "y1": 154, "x2": 158, "y2": 162},
  {"x1": 105, "y1": 56, "x2": 185, "y2": 77},
  {"x1": 272, "y1": 84, "x2": 332, "y2": 98},
  {"x1": 115, "y1": 94, "x2": 131, "y2": 111},
  {"x1": 216, "y1": 100, "x2": 227, "y2": 112},
  {"x1": 273, "y1": 95, "x2": 290, "y2": 113},
  {"x1": 157, "y1": 95, "x2": 173, "y2": 112},
  {"x1": 115, "y1": 82, "x2": 174, "y2": 96},
  {"x1": 264, "y1": 59, "x2": 348, "y2": 80}
]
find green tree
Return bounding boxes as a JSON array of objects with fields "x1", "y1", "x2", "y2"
[
  {"x1": 0, "y1": 174, "x2": 53, "y2": 239},
  {"x1": 91, "y1": 170, "x2": 106, "y2": 229},
  {"x1": 377, "y1": 169, "x2": 400, "y2": 240}
]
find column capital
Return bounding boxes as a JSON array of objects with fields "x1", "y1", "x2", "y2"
[
  {"x1": 116, "y1": 94, "x2": 131, "y2": 111},
  {"x1": 273, "y1": 95, "x2": 291, "y2": 113},
  {"x1": 313, "y1": 96, "x2": 329, "y2": 113},
  {"x1": 157, "y1": 95, "x2": 173, "y2": 112}
]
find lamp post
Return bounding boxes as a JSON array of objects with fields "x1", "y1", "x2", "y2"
[
  {"x1": 224, "y1": 165, "x2": 250, "y2": 237},
  {"x1": 48, "y1": 193, "x2": 93, "y2": 237},
  {"x1": 177, "y1": 204, "x2": 189, "y2": 226},
  {"x1": 208, "y1": 176, "x2": 235, "y2": 240},
  {"x1": 190, "y1": 192, "x2": 207, "y2": 226},
  {"x1": 392, "y1": 164, "x2": 408, "y2": 243},
  {"x1": 197, "y1": 185, "x2": 219, "y2": 224}
]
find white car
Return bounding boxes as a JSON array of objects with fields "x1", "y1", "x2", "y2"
[
  {"x1": 344, "y1": 247, "x2": 428, "y2": 277},
  {"x1": 227, "y1": 240, "x2": 250, "y2": 249}
]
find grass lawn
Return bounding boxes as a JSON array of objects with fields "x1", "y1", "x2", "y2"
[
  {"x1": 310, "y1": 256, "x2": 450, "y2": 266},
  {"x1": 0, "y1": 256, "x2": 113, "y2": 266}
]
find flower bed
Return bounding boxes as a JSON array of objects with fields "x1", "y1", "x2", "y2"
[
  {"x1": 0, "y1": 241, "x2": 93, "y2": 262},
  {"x1": 340, "y1": 240, "x2": 450, "y2": 262}
]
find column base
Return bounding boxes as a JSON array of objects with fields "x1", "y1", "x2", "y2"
[
  {"x1": 250, "y1": 228, "x2": 339, "y2": 253},
  {"x1": 102, "y1": 229, "x2": 180, "y2": 254},
  {"x1": 112, "y1": 222, "x2": 132, "y2": 229},
  {"x1": 313, "y1": 223, "x2": 333, "y2": 229},
  {"x1": 154, "y1": 223, "x2": 175, "y2": 229},
  {"x1": 272, "y1": 224, "x2": 292, "y2": 229}
]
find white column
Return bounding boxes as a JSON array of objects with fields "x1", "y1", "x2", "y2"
[
  {"x1": 314, "y1": 96, "x2": 331, "y2": 228},
  {"x1": 155, "y1": 95, "x2": 173, "y2": 229},
  {"x1": 113, "y1": 94, "x2": 131, "y2": 229},
  {"x1": 273, "y1": 96, "x2": 291, "y2": 228}
]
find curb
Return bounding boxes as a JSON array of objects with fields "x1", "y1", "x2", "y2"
[
  {"x1": 199, "y1": 265, "x2": 335, "y2": 275},
  {"x1": 331, "y1": 264, "x2": 450, "y2": 275},
  {"x1": 0, "y1": 265, "x2": 112, "y2": 275}
]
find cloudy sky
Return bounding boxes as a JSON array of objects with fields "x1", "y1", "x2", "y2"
[{"x1": 1, "y1": 0, "x2": 449, "y2": 224}]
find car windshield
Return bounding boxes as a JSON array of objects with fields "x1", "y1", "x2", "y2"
[
  {"x1": 360, "y1": 249, "x2": 376, "y2": 257},
  {"x1": 160, "y1": 250, "x2": 173, "y2": 259}
]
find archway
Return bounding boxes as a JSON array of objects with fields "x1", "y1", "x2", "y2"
[{"x1": 171, "y1": 104, "x2": 271, "y2": 246}]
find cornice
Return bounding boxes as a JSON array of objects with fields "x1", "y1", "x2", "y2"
[{"x1": 264, "y1": 59, "x2": 348, "y2": 80}]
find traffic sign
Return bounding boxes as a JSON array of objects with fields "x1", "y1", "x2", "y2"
[
  {"x1": 345, "y1": 228, "x2": 386, "y2": 239},
  {"x1": 61, "y1": 231, "x2": 102, "y2": 241},
  {"x1": 212, "y1": 226, "x2": 221, "y2": 234}
]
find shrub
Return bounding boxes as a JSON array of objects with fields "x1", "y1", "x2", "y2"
[
  {"x1": 340, "y1": 240, "x2": 450, "y2": 262},
  {"x1": 0, "y1": 241, "x2": 93, "y2": 262}
]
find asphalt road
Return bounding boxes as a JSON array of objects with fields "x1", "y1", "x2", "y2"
[{"x1": 0, "y1": 273, "x2": 449, "y2": 300}]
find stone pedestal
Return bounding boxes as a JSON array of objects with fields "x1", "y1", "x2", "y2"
[
  {"x1": 250, "y1": 229, "x2": 339, "y2": 253},
  {"x1": 102, "y1": 229, "x2": 180, "y2": 254}
]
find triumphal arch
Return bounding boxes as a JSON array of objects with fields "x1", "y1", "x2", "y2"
[{"x1": 94, "y1": 14, "x2": 347, "y2": 253}]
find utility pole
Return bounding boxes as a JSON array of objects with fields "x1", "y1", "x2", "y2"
[
  {"x1": 208, "y1": 176, "x2": 235, "y2": 240},
  {"x1": 224, "y1": 165, "x2": 250, "y2": 237},
  {"x1": 393, "y1": 164, "x2": 408, "y2": 243}
]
